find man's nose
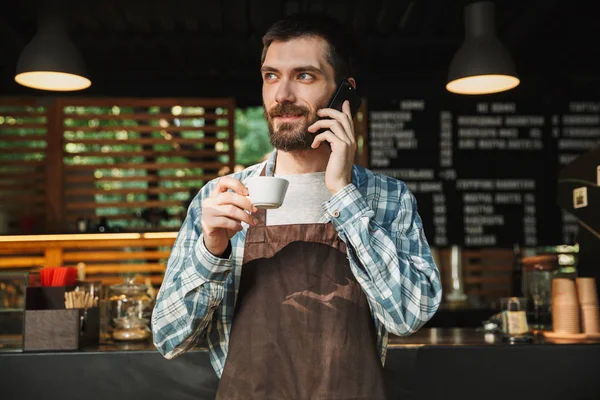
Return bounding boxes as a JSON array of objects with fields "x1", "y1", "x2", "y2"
[{"x1": 274, "y1": 80, "x2": 296, "y2": 104}]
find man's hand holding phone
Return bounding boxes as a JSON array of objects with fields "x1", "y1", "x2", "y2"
[{"x1": 308, "y1": 99, "x2": 357, "y2": 196}]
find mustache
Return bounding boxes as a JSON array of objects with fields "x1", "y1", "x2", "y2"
[{"x1": 268, "y1": 103, "x2": 309, "y2": 118}]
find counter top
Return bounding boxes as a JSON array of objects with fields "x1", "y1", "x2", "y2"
[
  {"x1": 5, "y1": 328, "x2": 598, "y2": 356},
  {"x1": 389, "y1": 327, "x2": 600, "y2": 347}
]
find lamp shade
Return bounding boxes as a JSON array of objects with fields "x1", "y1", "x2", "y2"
[
  {"x1": 15, "y1": 13, "x2": 90, "y2": 91},
  {"x1": 446, "y1": 1, "x2": 519, "y2": 95}
]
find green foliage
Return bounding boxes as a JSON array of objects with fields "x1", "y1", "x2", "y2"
[{"x1": 234, "y1": 107, "x2": 272, "y2": 166}]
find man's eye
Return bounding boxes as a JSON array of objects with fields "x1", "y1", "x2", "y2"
[
  {"x1": 264, "y1": 73, "x2": 277, "y2": 80},
  {"x1": 298, "y1": 73, "x2": 314, "y2": 80}
]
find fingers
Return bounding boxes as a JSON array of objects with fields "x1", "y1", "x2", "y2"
[
  {"x1": 311, "y1": 100, "x2": 354, "y2": 134},
  {"x1": 308, "y1": 119, "x2": 351, "y2": 144},
  {"x1": 311, "y1": 130, "x2": 341, "y2": 149},
  {"x1": 204, "y1": 199, "x2": 258, "y2": 226},
  {"x1": 211, "y1": 217, "x2": 243, "y2": 233},
  {"x1": 211, "y1": 176, "x2": 248, "y2": 198},
  {"x1": 216, "y1": 191, "x2": 257, "y2": 213}
]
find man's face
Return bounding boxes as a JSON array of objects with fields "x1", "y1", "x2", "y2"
[{"x1": 261, "y1": 36, "x2": 337, "y2": 152}]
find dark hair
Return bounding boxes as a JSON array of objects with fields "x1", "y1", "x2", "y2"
[{"x1": 261, "y1": 13, "x2": 357, "y2": 83}]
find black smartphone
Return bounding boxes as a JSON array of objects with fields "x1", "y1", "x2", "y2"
[
  {"x1": 315, "y1": 79, "x2": 362, "y2": 139},
  {"x1": 326, "y1": 78, "x2": 362, "y2": 116}
]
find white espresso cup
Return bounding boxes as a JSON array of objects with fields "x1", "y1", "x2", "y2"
[{"x1": 246, "y1": 176, "x2": 289, "y2": 209}]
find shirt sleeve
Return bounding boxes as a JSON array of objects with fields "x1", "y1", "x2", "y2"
[
  {"x1": 323, "y1": 183, "x2": 442, "y2": 336},
  {"x1": 151, "y1": 184, "x2": 233, "y2": 359}
]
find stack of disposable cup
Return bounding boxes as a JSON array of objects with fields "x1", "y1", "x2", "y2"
[
  {"x1": 551, "y1": 278, "x2": 581, "y2": 334},
  {"x1": 576, "y1": 278, "x2": 600, "y2": 334}
]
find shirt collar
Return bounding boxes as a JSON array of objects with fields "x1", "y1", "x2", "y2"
[{"x1": 265, "y1": 150, "x2": 277, "y2": 177}]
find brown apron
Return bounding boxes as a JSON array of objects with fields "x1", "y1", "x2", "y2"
[{"x1": 215, "y1": 191, "x2": 387, "y2": 400}]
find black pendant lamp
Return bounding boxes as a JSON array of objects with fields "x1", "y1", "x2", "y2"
[
  {"x1": 15, "y1": 3, "x2": 91, "y2": 91},
  {"x1": 446, "y1": 1, "x2": 519, "y2": 95}
]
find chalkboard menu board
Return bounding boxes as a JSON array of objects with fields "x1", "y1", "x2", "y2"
[{"x1": 369, "y1": 99, "x2": 600, "y2": 248}]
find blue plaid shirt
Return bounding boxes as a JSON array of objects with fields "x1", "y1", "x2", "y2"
[{"x1": 152, "y1": 150, "x2": 442, "y2": 377}]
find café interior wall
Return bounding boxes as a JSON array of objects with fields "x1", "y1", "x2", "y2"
[
  {"x1": 1, "y1": 68, "x2": 594, "y2": 249},
  {"x1": 1, "y1": 69, "x2": 596, "y2": 309},
  {"x1": 1, "y1": 69, "x2": 593, "y2": 243}
]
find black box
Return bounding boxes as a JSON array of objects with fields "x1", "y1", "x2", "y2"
[{"x1": 23, "y1": 287, "x2": 99, "y2": 352}]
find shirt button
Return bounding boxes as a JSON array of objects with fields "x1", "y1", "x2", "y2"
[{"x1": 332, "y1": 210, "x2": 340, "y2": 218}]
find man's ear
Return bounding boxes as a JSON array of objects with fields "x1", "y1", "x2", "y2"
[{"x1": 347, "y1": 77, "x2": 357, "y2": 89}]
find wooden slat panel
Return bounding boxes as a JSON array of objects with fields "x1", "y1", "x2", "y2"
[
  {"x1": 64, "y1": 162, "x2": 225, "y2": 170},
  {"x1": 65, "y1": 174, "x2": 217, "y2": 183},
  {"x1": 65, "y1": 150, "x2": 224, "y2": 158},
  {"x1": 1, "y1": 112, "x2": 46, "y2": 117},
  {"x1": 0, "y1": 123, "x2": 47, "y2": 129},
  {"x1": 0, "y1": 98, "x2": 42, "y2": 106},
  {"x1": 0, "y1": 249, "x2": 44, "y2": 255},
  {"x1": 65, "y1": 200, "x2": 186, "y2": 210},
  {"x1": 0, "y1": 172, "x2": 45, "y2": 180},
  {"x1": 63, "y1": 137, "x2": 225, "y2": 145},
  {"x1": 435, "y1": 248, "x2": 515, "y2": 306},
  {"x1": 60, "y1": 97, "x2": 233, "y2": 107},
  {"x1": 65, "y1": 112, "x2": 222, "y2": 120},
  {"x1": 226, "y1": 103, "x2": 235, "y2": 173},
  {"x1": 65, "y1": 213, "x2": 181, "y2": 222},
  {"x1": 83, "y1": 264, "x2": 166, "y2": 274},
  {"x1": 463, "y1": 250, "x2": 513, "y2": 258},
  {"x1": 0, "y1": 210, "x2": 45, "y2": 219},
  {"x1": 463, "y1": 265, "x2": 513, "y2": 272},
  {"x1": 65, "y1": 187, "x2": 192, "y2": 196},
  {"x1": 58, "y1": 97, "x2": 234, "y2": 233},
  {"x1": 465, "y1": 276, "x2": 511, "y2": 284},
  {"x1": 0, "y1": 257, "x2": 46, "y2": 267},
  {"x1": 0, "y1": 195, "x2": 45, "y2": 203},
  {"x1": 0, "y1": 135, "x2": 46, "y2": 141},
  {"x1": 0, "y1": 238, "x2": 174, "y2": 250},
  {"x1": 63, "y1": 251, "x2": 171, "y2": 261},
  {"x1": 0, "y1": 101, "x2": 47, "y2": 236},
  {"x1": 467, "y1": 289, "x2": 511, "y2": 296},
  {"x1": 0, "y1": 148, "x2": 48, "y2": 154},
  {"x1": 0, "y1": 203, "x2": 45, "y2": 211},
  {"x1": 95, "y1": 275, "x2": 164, "y2": 286},
  {"x1": 0, "y1": 160, "x2": 44, "y2": 167},
  {"x1": 0, "y1": 183, "x2": 45, "y2": 190},
  {"x1": 64, "y1": 125, "x2": 227, "y2": 133}
]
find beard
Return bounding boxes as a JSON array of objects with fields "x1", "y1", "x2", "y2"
[{"x1": 264, "y1": 102, "x2": 320, "y2": 152}]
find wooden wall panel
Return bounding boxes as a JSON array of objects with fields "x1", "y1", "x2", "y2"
[
  {"x1": 0, "y1": 233, "x2": 177, "y2": 287},
  {"x1": 0, "y1": 99, "x2": 48, "y2": 234},
  {"x1": 437, "y1": 248, "x2": 514, "y2": 307},
  {"x1": 60, "y1": 98, "x2": 235, "y2": 232}
]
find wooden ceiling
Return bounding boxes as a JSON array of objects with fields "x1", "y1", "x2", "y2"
[{"x1": 0, "y1": 0, "x2": 597, "y2": 104}]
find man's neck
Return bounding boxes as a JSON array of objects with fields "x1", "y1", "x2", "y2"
[{"x1": 274, "y1": 146, "x2": 330, "y2": 175}]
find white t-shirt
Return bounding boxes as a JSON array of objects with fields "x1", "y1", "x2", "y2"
[{"x1": 266, "y1": 172, "x2": 330, "y2": 226}]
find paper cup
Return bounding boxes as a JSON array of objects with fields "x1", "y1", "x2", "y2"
[
  {"x1": 576, "y1": 278, "x2": 599, "y2": 306},
  {"x1": 552, "y1": 278, "x2": 579, "y2": 305},
  {"x1": 581, "y1": 306, "x2": 600, "y2": 334},
  {"x1": 552, "y1": 304, "x2": 581, "y2": 334}
]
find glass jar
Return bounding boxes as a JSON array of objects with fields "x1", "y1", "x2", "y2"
[
  {"x1": 522, "y1": 255, "x2": 560, "y2": 331},
  {"x1": 107, "y1": 277, "x2": 154, "y2": 342}
]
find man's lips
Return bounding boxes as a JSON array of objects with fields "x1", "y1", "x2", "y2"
[{"x1": 273, "y1": 115, "x2": 304, "y2": 121}]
